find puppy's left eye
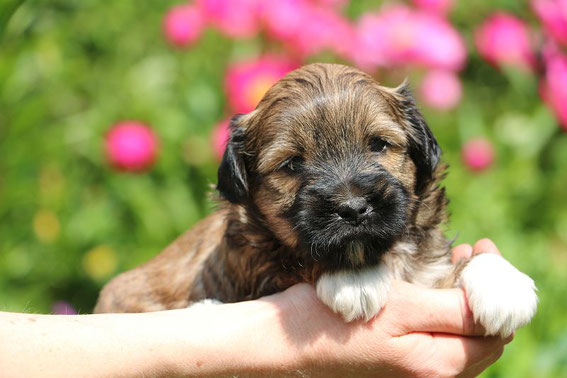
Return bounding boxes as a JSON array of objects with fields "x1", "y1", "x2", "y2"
[
  {"x1": 281, "y1": 156, "x2": 304, "y2": 174},
  {"x1": 369, "y1": 137, "x2": 389, "y2": 153}
]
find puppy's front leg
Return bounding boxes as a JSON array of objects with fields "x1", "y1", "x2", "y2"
[
  {"x1": 316, "y1": 265, "x2": 391, "y2": 322},
  {"x1": 453, "y1": 253, "x2": 538, "y2": 337}
]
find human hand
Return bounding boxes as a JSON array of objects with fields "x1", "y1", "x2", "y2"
[
  {"x1": 0, "y1": 240, "x2": 510, "y2": 378},
  {"x1": 451, "y1": 238, "x2": 502, "y2": 263},
  {"x1": 267, "y1": 239, "x2": 509, "y2": 377}
]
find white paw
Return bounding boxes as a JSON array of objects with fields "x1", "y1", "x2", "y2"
[
  {"x1": 460, "y1": 253, "x2": 538, "y2": 337},
  {"x1": 316, "y1": 265, "x2": 390, "y2": 322},
  {"x1": 186, "y1": 298, "x2": 222, "y2": 310}
]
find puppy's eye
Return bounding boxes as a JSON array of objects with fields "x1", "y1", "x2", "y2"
[
  {"x1": 369, "y1": 137, "x2": 389, "y2": 153},
  {"x1": 281, "y1": 156, "x2": 304, "y2": 174}
]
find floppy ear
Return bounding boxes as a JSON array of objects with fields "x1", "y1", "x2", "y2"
[
  {"x1": 217, "y1": 115, "x2": 249, "y2": 204},
  {"x1": 396, "y1": 82, "x2": 441, "y2": 193}
]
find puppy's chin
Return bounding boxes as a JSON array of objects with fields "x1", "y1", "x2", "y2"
[
  {"x1": 295, "y1": 198, "x2": 408, "y2": 270},
  {"x1": 305, "y1": 232, "x2": 399, "y2": 271}
]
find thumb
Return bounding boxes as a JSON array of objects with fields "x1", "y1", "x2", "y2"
[{"x1": 384, "y1": 281, "x2": 485, "y2": 336}]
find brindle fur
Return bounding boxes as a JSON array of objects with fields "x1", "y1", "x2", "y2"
[{"x1": 94, "y1": 64, "x2": 458, "y2": 313}]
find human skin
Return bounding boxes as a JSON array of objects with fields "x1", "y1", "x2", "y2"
[{"x1": 0, "y1": 239, "x2": 509, "y2": 377}]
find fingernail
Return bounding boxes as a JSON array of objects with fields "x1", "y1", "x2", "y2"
[
  {"x1": 473, "y1": 239, "x2": 499, "y2": 255},
  {"x1": 452, "y1": 244, "x2": 473, "y2": 263}
]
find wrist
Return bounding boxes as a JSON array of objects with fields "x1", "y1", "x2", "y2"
[{"x1": 165, "y1": 299, "x2": 306, "y2": 377}]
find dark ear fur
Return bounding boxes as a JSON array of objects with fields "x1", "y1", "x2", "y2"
[
  {"x1": 396, "y1": 82, "x2": 442, "y2": 193},
  {"x1": 217, "y1": 115, "x2": 248, "y2": 204}
]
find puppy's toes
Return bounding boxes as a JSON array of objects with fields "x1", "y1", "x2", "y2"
[
  {"x1": 460, "y1": 253, "x2": 538, "y2": 337},
  {"x1": 316, "y1": 266, "x2": 390, "y2": 322}
]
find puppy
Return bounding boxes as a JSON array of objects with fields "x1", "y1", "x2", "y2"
[{"x1": 95, "y1": 63, "x2": 537, "y2": 337}]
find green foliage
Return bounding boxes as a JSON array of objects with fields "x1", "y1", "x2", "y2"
[{"x1": 0, "y1": 1, "x2": 565, "y2": 376}]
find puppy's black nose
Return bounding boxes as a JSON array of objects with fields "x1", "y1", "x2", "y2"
[{"x1": 337, "y1": 197, "x2": 369, "y2": 224}]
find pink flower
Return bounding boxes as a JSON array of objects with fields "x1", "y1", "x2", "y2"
[
  {"x1": 541, "y1": 45, "x2": 567, "y2": 130},
  {"x1": 163, "y1": 4, "x2": 205, "y2": 47},
  {"x1": 462, "y1": 138, "x2": 495, "y2": 172},
  {"x1": 312, "y1": 0, "x2": 349, "y2": 9},
  {"x1": 52, "y1": 301, "x2": 77, "y2": 315},
  {"x1": 261, "y1": 1, "x2": 354, "y2": 58},
  {"x1": 197, "y1": 0, "x2": 261, "y2": 38},
  {"x1": 225, "y1": 56, "x2": 299, "y2": 113},
  {"x1": 420, "y1": 70, "x2": 462, "y2": 110},
  {"x1": 354, "y1": 6, "x2": 466, "y2": 71},
  {"x1": 260, "y1": 0, "x2": 310, "y2": 42},
  {"x1": 532, "y1": 0, "x2": 567, "y2": 47},
  {"x1": 212, "y1": 118, "x2": 231, "y2": 159},
  {"x1": 291, "y1": 6, "x2": 354, "y2": 57},
  {"x1": 105, "y1": 121, "x2": 159, "y2": 172},
  {"x1": 474, "y1": 13, "x2": 536, "y2": 70},
  {"x1": 412, "y1": 0, "x2": 454, "y2": 15}
]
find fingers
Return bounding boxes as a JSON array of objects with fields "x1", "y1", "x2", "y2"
[
  {"x1": 388, "y1": 239, "x2": 504, "y2": 336},
  {"x1": 386, "y1": 282, "x2": 485, "y2": 336},
  {"x1": 452, "y1": 244, "x2": 473, "y2": 264},
  {"x1": 452, "y1": 238, "x2": 500, "y2": 264},
  {"x1": 431, "y1": 333, "x2": 509, "y2": 377},
  {"x1": 472, "y1": 238, "x2": 501, "y2": 256}
]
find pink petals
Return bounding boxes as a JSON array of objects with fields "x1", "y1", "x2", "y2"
[
  {"x1": 105, "y1": 122, "x2": 159, "y2": 172},
  {"x1": 474, "y1": 13, "x2": 536, "y2": 70},
  {"x1": 412, "y1": 0, "x2": 454, "y2": 15},
  {"x1": 462, "y1": 139, "x2": 495, "y2": 172},
  {"x1": 541, "y1": 45, "x2": 567, "y2": 130},
  {"x1": 163, "y1": 4, "x2": 205, "y2": 47},
  {"x1": 532, "y1": 0, "x2": 567, "y2": 47},
  {"x1": 225, "y1": 56, "x2": 298, "y2": 113},
  {"x1": 355, "y1": 6, "x2": 466, "y2": 71},
  {"x1": 196, "y1": 0, "x2": 261, "y2": 38},
  {"x1": 212, "y1": 118, "x2": 231, "y2": 159},
  {"x1": 420, "y1": 70, "x2": 462, "y2": 110}
]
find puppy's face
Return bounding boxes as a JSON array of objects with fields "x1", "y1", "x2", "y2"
[{"x1": 218, "y1": 64, "x2": 440, "y2": 272}]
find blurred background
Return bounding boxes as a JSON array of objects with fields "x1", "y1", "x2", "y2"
[{"x1": 1, "y1": 0, "x2": 566, "y2": 376}]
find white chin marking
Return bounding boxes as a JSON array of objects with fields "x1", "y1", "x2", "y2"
[
  {"x1": 316, "y1": 265, "x2": 390, "y2": 322},
  {"x1": 460, "y1": 253, "x2": 538, "y2": 337}
]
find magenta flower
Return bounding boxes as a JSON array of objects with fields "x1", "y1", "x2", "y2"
[
  {"x1": 261, "y1": 1, "x2": 353, "y2": 58},
  {"x1": 354, "y1": 6, "x2": 466, "y2": 71},
  {"x1": 474, "y1": 13, "x2": 536, "y2": 71},
  {"x1": 541, "y1": 45, "x2": 567, "y2": 130},
  {"x1": 420, "y1": 70, "x2": 462, "y2": 110},
  {"x1": 52, "y1": 301, "x2": 77, "y2": 315},
  {"x1": 225, "y1": 56, "x2": 298, "y2": 113},
  {"x1": 197, "y1": 0, "x2": 261, "y2": 38},
  {"x1": 291, "y1": 5, "x2": 354, "y2": 58},
  {"x1": 412, "y1": 0, "x2": 454, "y2": 15},
  {"x1": 163, "y1": 4, "x2": 205, "y2": 47},
  {"x1": 212, "y1": 118, "x2": 231, "y2": 159},
  {"x1": 260, "y1": 0, "x2": 310, "y2": 43},
  {"x1": 532, "y1": 0, "x2": 567, "y2": 47},
  {"x1": 313, "y1": 0, "x2": 349, "y2": 9},
  {"x1": 105, "y1": 121, "x2": 159, "y2": 172},
  {"x1": 462, "y1": 138, "x2": 495, "y2": 172}
]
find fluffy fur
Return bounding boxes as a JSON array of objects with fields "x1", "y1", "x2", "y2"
[
  {"x1": 459, "y1": 253, "x2": 538, "y2": 337},
  {"x1": 94, "y1": 63, "x2": 537, "y2": 337},
  {"x1": 316, "y1": 264, "x2": 391, "y2": 322}
]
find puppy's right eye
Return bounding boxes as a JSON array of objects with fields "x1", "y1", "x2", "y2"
[
  {"x1": 281, "y1": 156, "x2": 304, "y2": 174},
  {"x1": 369, "y1": 137, "x2": 389, "y2": 153}
]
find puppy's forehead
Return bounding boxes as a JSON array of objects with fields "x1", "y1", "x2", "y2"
[{"x1": 249, "y1": 64, "x2": 406, "y2": 165}]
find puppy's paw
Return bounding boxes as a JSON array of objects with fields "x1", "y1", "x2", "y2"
[
  {"x1": 460, "y1": 253, "x2": 538, "y2": 337},
  {"x1": 316, "y1": 265, "x2": 390, "y2": 322},
  {"x1": 186, "y1": 298, "x2": 222, "y2": 310}
]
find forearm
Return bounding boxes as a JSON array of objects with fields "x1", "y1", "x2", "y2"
[{"x1": 0, "y1": 300, "x2": 302, "y2": 377}]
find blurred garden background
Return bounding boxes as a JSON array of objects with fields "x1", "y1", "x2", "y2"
[{"x1": 1, "y1": 0, "x2": 566, "y2": 376}]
